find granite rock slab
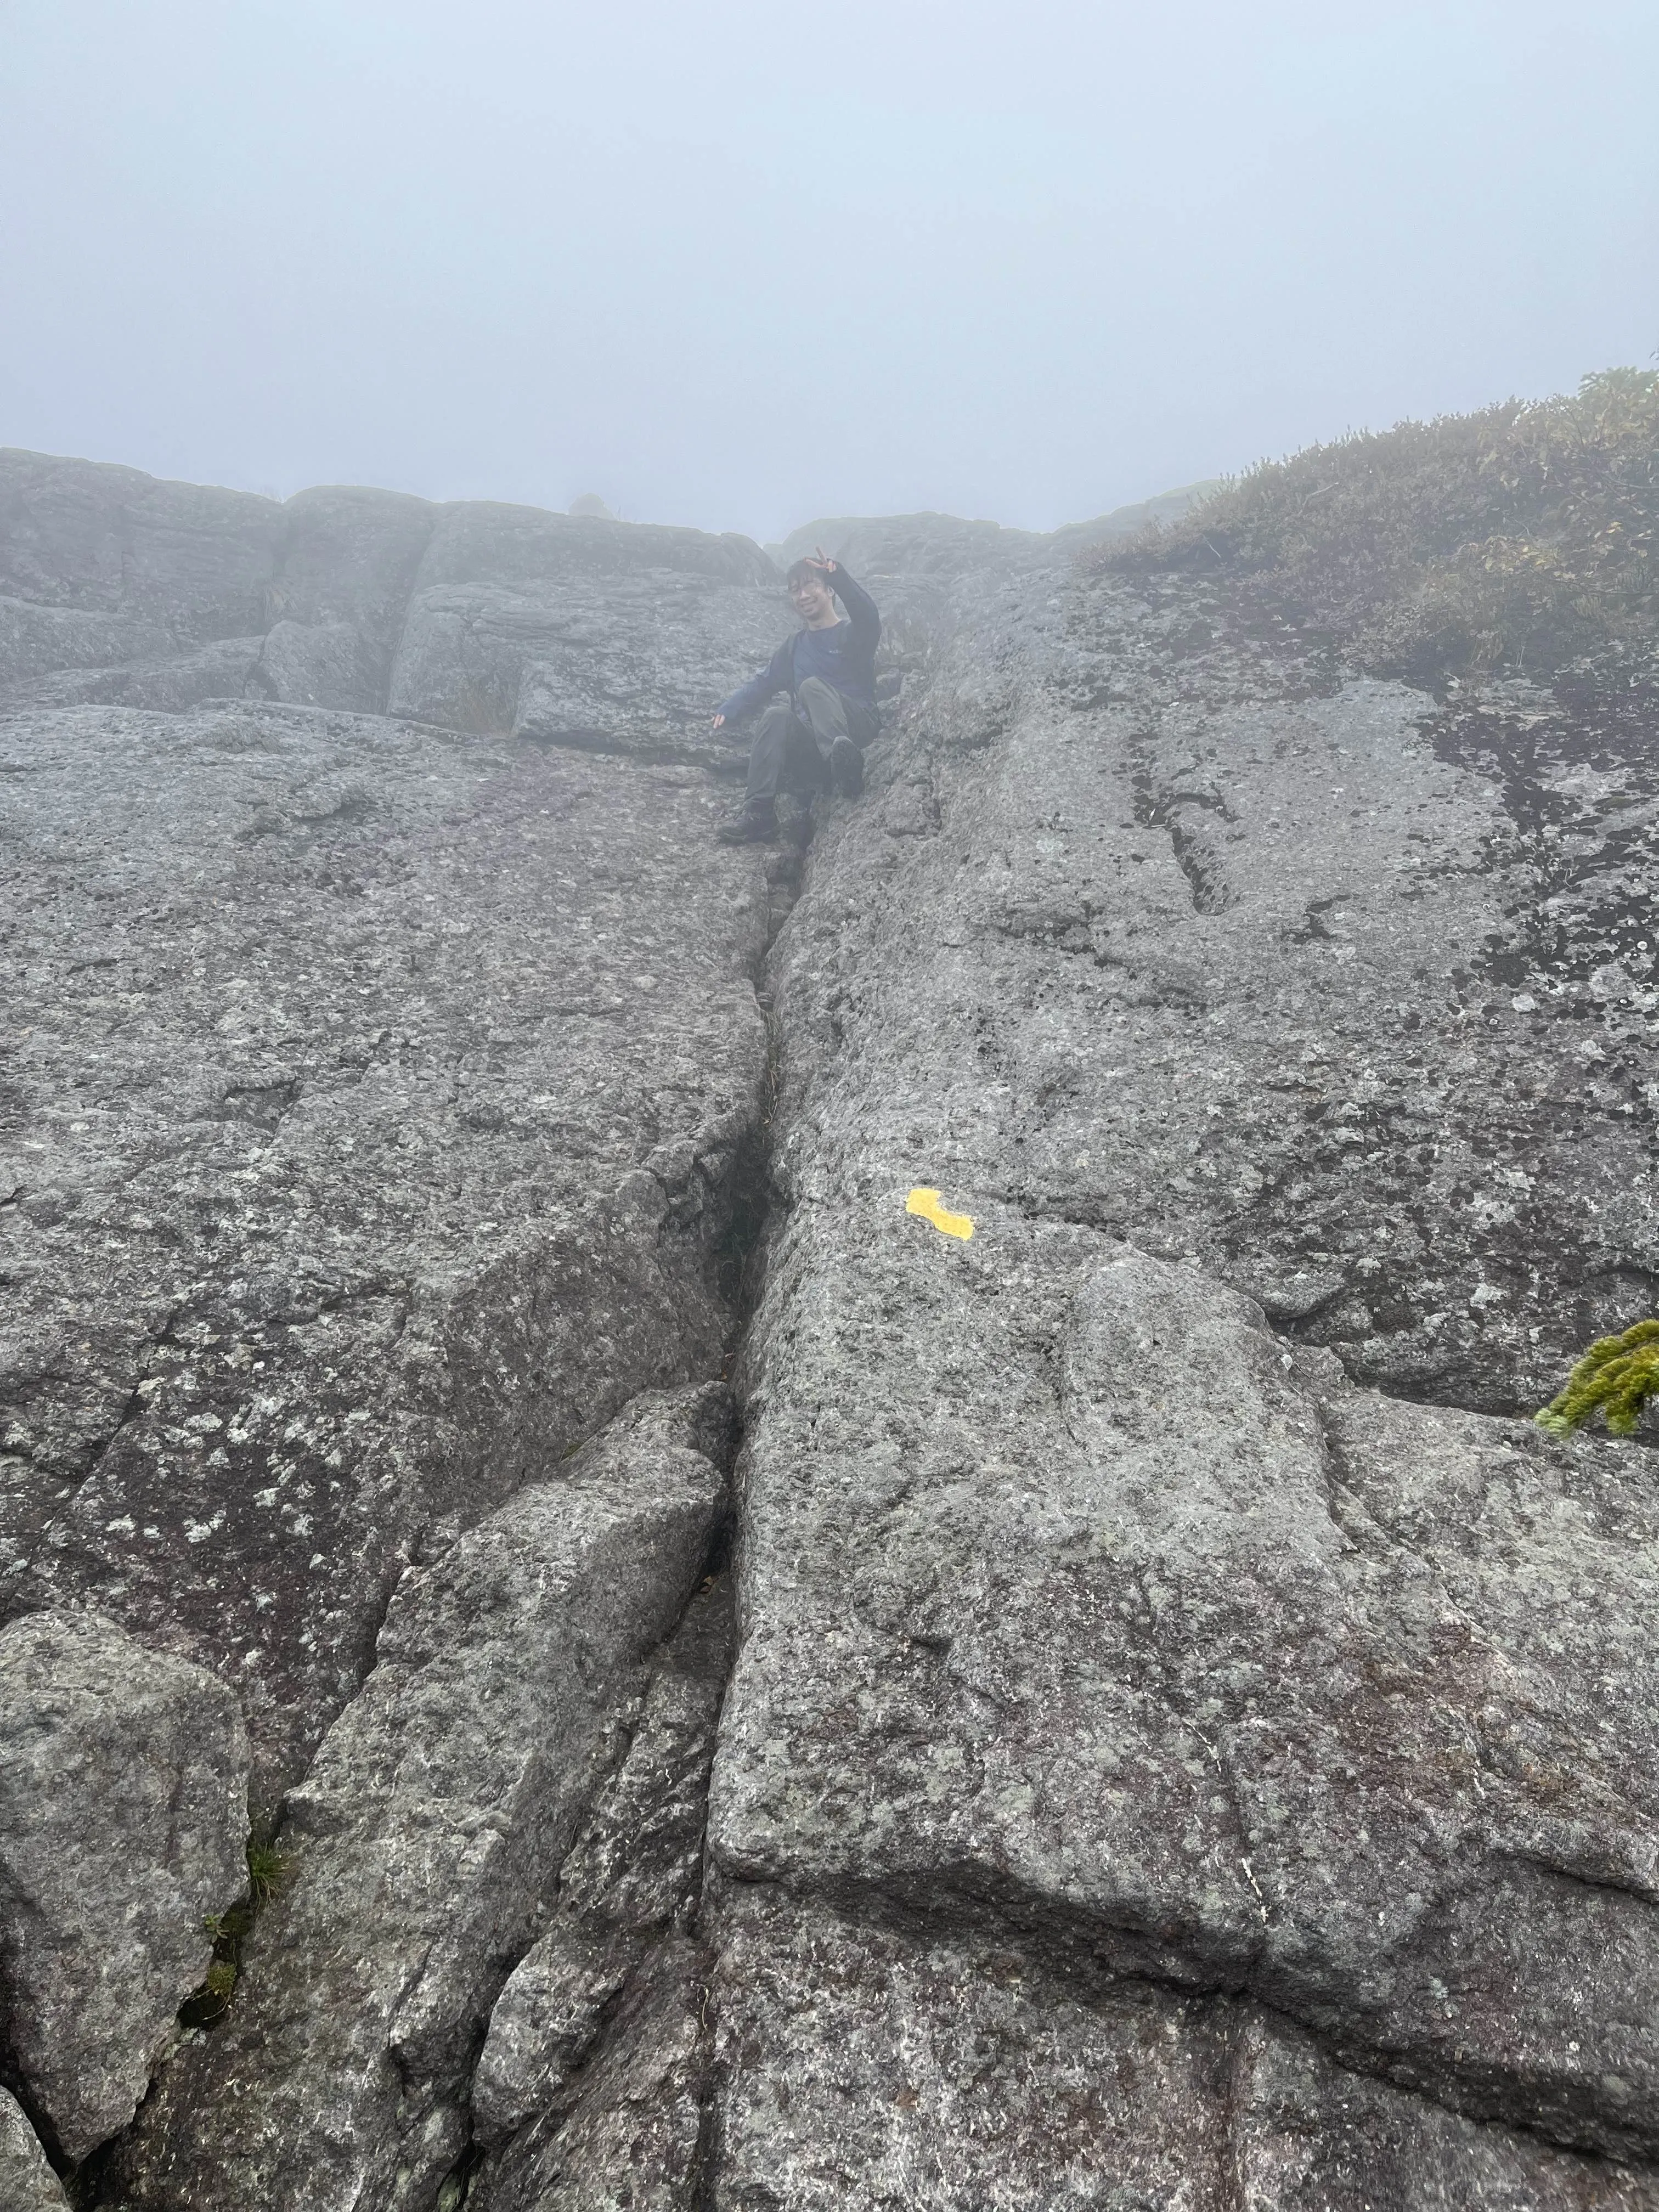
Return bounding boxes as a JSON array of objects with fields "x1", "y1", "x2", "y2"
[
  {"x1": 0, "y1": 2086, "x2": 71, "y2": 2211},
  {"x1": 0, "y1": 1610, "x2": 249, "y2": 2160},
  {"x1": 1, "y1": 698, "x2": 771, "y2": 1815},
  {"x1": 112, "y1": 1385, "x2": 729, "y2": 2212}
]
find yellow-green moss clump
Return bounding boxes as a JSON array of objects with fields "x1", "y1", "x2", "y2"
[
  {"x1": 1535, "y1": 1321, "x2": 1659, "y2": 1437},
  {"x1": 1101, "y1": 368, "x2": 1659, "y2": 682}
]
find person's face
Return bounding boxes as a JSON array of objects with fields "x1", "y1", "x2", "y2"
[{"x1": 790, "y1": 573, "x2": 834, "y2": 621}]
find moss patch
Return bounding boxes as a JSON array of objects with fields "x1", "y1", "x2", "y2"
[{"x1": 1536, "y1": 1319, "x2": 1659, "y2": 1437}]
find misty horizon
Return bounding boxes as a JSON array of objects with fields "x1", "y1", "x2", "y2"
[{"x1": 4, "y1": 1, "x2": 1657, "y2": 543}]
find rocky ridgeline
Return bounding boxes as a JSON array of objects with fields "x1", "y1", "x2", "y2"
[{"x1": 1, "y1": 448, "x2": 1657, "y2": 2208}]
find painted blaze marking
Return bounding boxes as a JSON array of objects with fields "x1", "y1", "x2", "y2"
[{"x1": 906, "y1": 1187, "x2": 975, "y2": 1242}]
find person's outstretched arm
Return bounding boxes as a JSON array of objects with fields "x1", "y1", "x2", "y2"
[
  {"x1": 712, "y1": 638, "x2": 794, "y2": 729},
  {"x1": 823, "y1": 560, "x2": 881, "y2": 651}
]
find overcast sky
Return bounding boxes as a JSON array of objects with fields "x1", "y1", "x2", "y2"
[{"x1": 3, "y1": 1, "x2": 1656, "y2": 540}]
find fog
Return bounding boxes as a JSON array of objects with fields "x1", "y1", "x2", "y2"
[{"x1": 3, "y1": 0, "x2": 1655, "y2": 540}]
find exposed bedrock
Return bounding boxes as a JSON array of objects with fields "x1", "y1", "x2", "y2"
[
  {"x1": 710, "y1": 1889, "x2": 1659, "y2": 2210},
  {"x1": 1, "y1": 693, "x2": 771, "y2": 1818},
  {"x1": 0, "y1": 1611, "x2": 249, "y2": 2160},
  {"x1": 5, "y1": 476, "x2": 1659, "y2": 2204},
  {"x1": 703, "y1": 535, "x2": 1659, "y2": 2191},
  {"x1": 111, "y1": 1384, "x2": 730, "y2": 2212},
  {"x1": 0, "y1": 448, "x2": 791, "y2": 743}
]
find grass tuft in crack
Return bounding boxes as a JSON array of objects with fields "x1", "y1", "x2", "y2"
[
  {"x1": 246, "y1": 1838, "x2": 296, "y2": 1905},
  {"x1": 182, "y1": 1836, "x2": 298, "y2": 2025}
]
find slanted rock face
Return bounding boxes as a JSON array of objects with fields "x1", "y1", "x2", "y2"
[
  {"x1": 1, "y1": 693, "x2": 770, "y2": 1816},
  {"x1": 0, "y1": 1611, "x2": 249, "y2": 2161},
  {"x1": 0, "y1": 2086, "x2": 71, "y2": 2212},
  {"x1": 115, "y1": 1385, "x2": 730, "y2": 2212},
  {"x1": 704, "y1": 530, "x2": 1659, "y2": 2193}
]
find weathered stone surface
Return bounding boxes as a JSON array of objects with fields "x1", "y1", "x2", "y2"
[
  {"x1": 472, "y1": 1937, "x2": 712, "y2": 2212},
  {"x1": 474, "y1": 1573, "x2": 729, "y2": 2145},
  {"x1": 715, "y1": 1204, "x2": 1659, "y2": 2153},
  {"x1": 1, "y1": 696, "x2": 770, "y2": 1815},
  {"x1": 247, "y1": 485, "x2": 439, "y2": 711},
  {"x1": 410, "y1": 504, "x2": 774, "y2": 598},
  {"x1": 250, "y1": 618, "x2": 377, "y2": 712},
  {"x1": 759, "y1": 594, "x2": 1659, "y2": 1413},
  {"x1": 0, "y1": 2086, "x2": 71, "y2": 2211},
  {"x1": 386, "y1": 575, "x2": 786, "y2": 757},
  {"x1": 116, "y1": 1385, "x2": 728, "y2": 2212},
  {"x1": 1231, "y1": 2011, "x2": 1658, "y2": 2211},
  {"x1": 387, "y1": 504, "x2": 786, "y2": 747},
  {"x1": 0, "y1": 453, "x2": 784, "y2": 736},
  {"x1": 269, "y1": 487, "x2": 436, "y2": 669},
  {"x1": 704, "y1": 529, "x2": 1659, "y2": 2180},
  {"x1": 710, "y1": 1890, "x2": 1658, "y2": 2210},
  {"x1": 464, "y1": 1572, "x2": 730, "y2": 2209},
  {"x1": 0, "y1": 449, "x2": 284, "y2": 642},
  {"x1": 0, "y1": 596, "x2": 172, "y2": 689},
  {"x1": 0, "y1": 1609, "x2": 249, "y2": 2161},
  {"x1": 10, "y1": 464, "x2": 1659, "y2": 2202},
  {"x1": 0, "y1": 632, "x2": 269, "y2": 714}
]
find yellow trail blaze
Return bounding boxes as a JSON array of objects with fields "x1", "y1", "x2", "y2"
[{"x1": 906, "y1": 1187, "x2": 975, "y2": 1242}]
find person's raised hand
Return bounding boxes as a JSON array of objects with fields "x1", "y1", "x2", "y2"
[
  {"x1": 711, "y1": 711, "x2": 726, "y2": 730},
  {"x1": 811, "y1": 545, "x2": 838, "y2": 573}
]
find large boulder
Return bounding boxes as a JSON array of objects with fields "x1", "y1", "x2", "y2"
[
  {"x1": 116, "y1": 1386, "x2": 729, "y2": 2212},
  {"x1": 0, "y1": 1610, "x2": 249, "y2": 2160},
  {"x1": 0, "y1": 448, "x2": 283, "y2": 640}
]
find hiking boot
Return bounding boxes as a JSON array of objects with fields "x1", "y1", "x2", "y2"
[
  {"x1": 829, "y1": 734, "x2": 865, "y2": 799},
  {"x1": 716, "y1": 801, "x2": 777, "y2": 845}
]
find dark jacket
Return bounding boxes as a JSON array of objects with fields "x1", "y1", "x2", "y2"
[{"x1": 717, "y1": 566, "x2": 881, "y2": 725}]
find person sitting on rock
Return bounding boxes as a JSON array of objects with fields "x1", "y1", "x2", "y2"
[{"x1": 713, "y1": 550, "x2": 881, "y2": 843}]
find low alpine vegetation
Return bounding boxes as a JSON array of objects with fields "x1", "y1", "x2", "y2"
[{"x1": 1100, "y1": 368, "x2": 1659, "y2": 685}]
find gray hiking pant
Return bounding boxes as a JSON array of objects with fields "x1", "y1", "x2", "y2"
[{"x1": 744, "y1": 676, "x2": 877, "y2": 807}]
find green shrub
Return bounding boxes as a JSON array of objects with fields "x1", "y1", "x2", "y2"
[
  {"x1": 1099, "y1": 368, "x2": 1659, "y2": 682},
  {"x1": 1535, "y1": 1320, "x2": 1659, "y2": 1437}
]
